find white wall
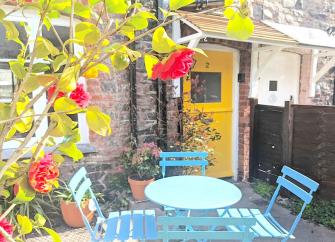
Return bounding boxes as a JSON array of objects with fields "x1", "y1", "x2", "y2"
[{"x1": 257, "y1": 51, "x2": 301, "y2": 106}]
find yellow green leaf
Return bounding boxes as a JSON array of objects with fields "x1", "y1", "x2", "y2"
[
  {"x1": 224, "y1": 7, "x2": 236, "y2": 19},
  {"x1": 54, "y1": 97, "x2": 81, "y2": 114},
  {"x1": 169, "y1": 0, "x2": 195, "y2": 10},
  {"x1": 23, "y1": 74, "x2": 58, "y2": 93},
  {"x1": 52, "y1": 154, "x2": 64, "y2": 165},
  {"x1": 0, "y1": 190, "x2": 10, "y2": 199},
  {"x1": 53, "y1": 54, "x2": 67, "y2": 72},
  {"x1": 152, "y1": 27, "x2": 176, "y2": 53},
  {"x1": 0, "y1": 20, "x2": 20, "y2": 43},
  {"x1": 127, "y1": 11, "x2": 157, "y2": 31},
  {"x1": 35, "y1": 37, "x2": 59, "y2": 58},
  {"x1": 111, "y1": 52, "x2": 130, "y2": 71},
  {"x1": 15, "y1": 96, "x2": 34, "y2": 133},
  {"x1": 41, "y1": 227, "x2": 61, "y2": 242},
  {"x1": 58, "y1": 65, "x2": 80, "y2": 92},
  {"x1": 106, "y1": 0, "x2": 129, "y2": 14},
  {"x1": 58, "y1": 142, "x2": 83, "y2": 161},
  {"x1": 9, "y1": 61, "x2": 26, "y2": 79},
  {"x1": 6, "y1": 126, "x2": 16, "y2": 140},
  {"x1": 75, "y1": 22, "x2": 101, "y2": 45},
  {"x1": 73, "y1": 2, "x2": 91, "y2": 19},
  {"x1": 144, "y1": 54, "x2": 159, "y2": 79},
  {"x1": 126, "y1": 48, "x2": 141, "y2": 62},
  {"x1": 49, "y1": 113, "x2": 75, "y2": 137},
  {"x1": 120, "y1": 25, "x2": 135, "y2": 40},
  {"x1": 226, "y1": 13, "x2": 254, "y2": 40},
  {"x1": 12, "y1": 178, "x2": 36, "y2": 204},
  {"x1": 0, "y1": 9, "x2": 5, "y2": 20},
  {"x1": 34, "y1": 213, "x2": 46, "y2": 227},
  {"x1": 95, "y1": 63, "x2": 110, "y2": 75},
  {"x1": 225, "y1": 0, "x2": 234, "y2": 6},
  {"x1": 86, "y1": 106, "x2": 111, "y2": 136},
  {"x1": 17, "y1": 215, "x2": 33, "y2": 235},
  {"x1": 32, "y1": 63, "x2": 50, "y2": 73},
  {"x1": 159, "y1": 8, "x2": 177, "y2": 18}
]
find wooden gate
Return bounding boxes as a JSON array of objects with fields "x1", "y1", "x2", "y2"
[{"x1": 250, "y1": 99, "x2": 335, "y2": 200}]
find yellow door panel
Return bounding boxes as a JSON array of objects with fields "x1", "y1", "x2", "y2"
[{"x1": 183, "y1": 50, "x2": 233, "y2": 178}]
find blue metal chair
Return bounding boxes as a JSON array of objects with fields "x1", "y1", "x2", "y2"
[
  {"x1": 217, "y1": 166, "x2": 319, "y2": 242},
  {"x1": 159, "y1": 151, "x2": 208, "y2": 216},
  {"x1": 159, "y1": 151, "x2": 208, "y2": 178},
  {"x1": 157, "y1": 216, "x2": 256, "y2": 242},
  {"x1": 68, "y1": 167, "x2": 158, "y2": 241}
]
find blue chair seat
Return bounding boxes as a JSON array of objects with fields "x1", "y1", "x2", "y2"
[{"x1": 217, "y1": 208, "x2": 295, "y2": 239}]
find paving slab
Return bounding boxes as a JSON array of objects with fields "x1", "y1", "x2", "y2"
[{"x1": 27, "y1": 182, "x2": 335, "y2": 242}]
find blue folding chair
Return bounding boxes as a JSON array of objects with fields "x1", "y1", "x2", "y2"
[
  {"x1": 157, "y1": 216, "x2": 256, "y2": 242},
  {"x1": 68, "y1": 167, "x2": 158, "y2": 242},
  {"x1": 159, "y1": 151, "x2": 208, "y2": 216},
  {"x1": 217, "y1": 166, "x2": 319, "y2": 242}
]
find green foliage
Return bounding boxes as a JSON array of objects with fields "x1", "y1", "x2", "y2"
[
  {"x1": 251, "y1": 179, "x2": 276, "y2": 200},
  {"x1": 121, "y1": 143, "x2": 161, "y2": 180},
  {"x1": 106, "y1": 172, "x2": 131, "y2": 211}
]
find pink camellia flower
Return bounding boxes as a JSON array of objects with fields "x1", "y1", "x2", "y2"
[
  {"x1": 69, "y1": 83, "x2": 91, "y2": 108},
  {"x1": 47, "y1": 85, "x2": 65, "y2": 102},
  {"x1": 28, "y1": 154, "x2": 59, "y2": 194},
  {"x1": 152, "y1": 48, "x2": 195, "y2": 81},
  {"x1": 0, "y1": 218, "x2": 13, "y2": 242}
]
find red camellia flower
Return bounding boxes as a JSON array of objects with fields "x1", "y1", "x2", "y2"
[
  {"x1": 152, "y1": 48, "x2": 194, "y2": 81},
  {"x1": 69, "y1": 83, "x2": 91, "y2": 108},
  {"x1": 0, "y1": 218, "x2": 13, "y2": 242},
  {"x1": 28, "y1": 154, "x2": 59, "y2": 194},
  {"x1": 47, "y1": 85, "x2": 65, "y2": 102}
]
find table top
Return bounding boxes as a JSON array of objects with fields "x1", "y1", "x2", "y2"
[{"x1": 145, "y1": 175, "x2": 242, "y2": 210}]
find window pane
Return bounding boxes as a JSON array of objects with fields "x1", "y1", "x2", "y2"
[
  {"x1": 0, "y1": 64, "x2": 15, "y2": 103},
  {"x1": 191, "y1": 72, "x2": 221, "y2": 103},
  {"x1": 42, "y1": 25, "x2": 70, "y2": 50},
  {"x1": 0, "y1": 22, "x2": 27, "y2": 59}
]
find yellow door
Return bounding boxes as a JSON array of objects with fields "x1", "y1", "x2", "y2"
[{"x1": 183, "y1": 50, "x2": 233, "y2": 178}]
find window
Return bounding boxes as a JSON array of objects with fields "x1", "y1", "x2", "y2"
[
  {"x1": 191, "y1": 72, "x2": 221, "y2": 103},
  {"x1": 1, "y1": 7, "x2": 89, "y2": 150}
]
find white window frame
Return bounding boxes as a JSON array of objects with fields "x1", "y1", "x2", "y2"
[{"x1": 2, "y1": 6, "x2": 90, "y2": 150}]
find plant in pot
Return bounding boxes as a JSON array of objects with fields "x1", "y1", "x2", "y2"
[
  {"x1": 53, "y1": 183, "x2": 103, "y2": 228},
  {"x1": 121, "y1": 143, "x2": 161, "y2": 201}
]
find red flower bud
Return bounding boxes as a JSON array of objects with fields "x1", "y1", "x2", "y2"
[{"x1": 0, "y1": 218, "x2": 13, "y2": 242}]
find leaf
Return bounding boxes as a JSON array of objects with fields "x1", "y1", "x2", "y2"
[
  {"x1": 42, "y1": 227, "x2": 61, "y2": 242},
  {"x1": 52, "y1": 154, "x2": 64, "y2": 165},
  {"x1": 226, "y1": 12, "x2": 254, "y2": 40},
  {"x1": 12, "y1": 178, "x2": 36, "y2": 204},
  {"x1": 32, "y1": 63, "x2": 50, "y2": 73},
  {"x1": 35, "y1": 37, "x2": 59, "y2": 58},
  {"x1": 95, "y1": 63, "x2": 110, "y2": 74},
  {"x1": 225, "y1": 0, "x2": 234, "y2": 6},
  {"x1": 9, "y1": 61, "x2": 26, "y2": 79},
  {"x1": 126, "y1": 48, "x2": 141, "y2": 62},
  {"x1": 127, "y1": 11, "x2": 157, "y2": 31},
  {"x1": 23, "y1": 74, "x2": 58, "y2": 93},
  {"x1": 0, "y1": 20, "x2": 20, "y2": 43},
  {"x1": 224, "y1": 7, "x2": 235, "y2": 19},
  {"x1": 53, "y1": 54, "x2": 67, "y2": 72},
  {"x1": 120, "y1": 25, "x2": 135, "y2": 40},
  {"x1": 34, "y1": 213, "x2": 46, "y2": 227},
  {"x1": 110, "y1": 52, "x2": 130, "y2": 71},
  {"x1": 0, "y1": 190, "x2": 10, "y2": 199},
  {"x1": 86, "y1": 106, "x2": 111, "y2": 136},
  {"x1": 152, "y1": 27, "x2": 176, "y2": 53},
  {"x1": 15, "y1": 96, "x2": 34, "y2": 133},
  {"x1": 105, "y1": 0, "x2": 129, "y2": 14},
  {"x1": 75, "y1": 22, "x2": 101, "y2": 45},
  {"x1": 54, "y1": 97, "x2": 81, "y2": 114},
  {"x1": 159, "y1": 8, "x2": 177, "y2": 18},
  {"x1": 73, "y1": 2, "x2": 91, "y2": 19},
  {"x1": 58, "y1": 142, "x2": 83, "y2": 161},
  {"x1": 0, "y1": 9, "x2": 5, "y2": 20},
  {"x1": 144, "y1": 54, "x2": 159, "y2": 79},
  {"x1": 58, "y1": 65, "x2": 80, "y2": 92},
  {"x1": 17, "y1": 215, "x2": 33, "y2": 235},
  {"x1": 49, "y1": 113, "x2": 75, "y2": 137},
  {"x1": 169, "y1": 0, "x2": 195, "y2": 10}
]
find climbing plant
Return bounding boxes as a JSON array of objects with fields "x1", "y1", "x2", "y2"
[{"x1": 0, "y1": 0, "x2": 253, "y2": 240}]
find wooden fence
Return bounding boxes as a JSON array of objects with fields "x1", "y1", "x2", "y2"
[{"x1": 250, "y1": 99, "x2": 335, "y2": 200}]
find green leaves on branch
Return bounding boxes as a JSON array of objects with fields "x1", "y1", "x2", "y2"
[
  {"x1": 12, "y1": 178, "x2": 36, "y2": 204},
  {"x1": 75, "y1": 22, "x2": 101, "y2": 45},
  {"x1": 226, "y1": 12, "x2": 254, "y2": 40},
  {"x1": 54, "y1": 97, "x2": 81, "y2": 114},
  {"x1": 86, "y1": 106, "x2": 111, "y2": 136},
  {"x1": 58, "y1": 65, "x2": 80, "y2": 92},
  {"x1": 105, "y1": 0, "x2": 129, "y2": 14},
  {"x1": 17, "y1": 214, "x2": 33, "y2": 235},
  {"x1": 152, "y1": 27, "x2": 177, "y2": 53},
  {"x1": 35, "y1": 37, "x2": 59, "y2": 58},
  {"x1": 144, "y1": 54, "x2": 159, "y2": 79},
  {"x1": 9, "y1": 61, "x2": 26, "y2": 80},
  {"x1": 170, "y1": 0, "x2": 195, "y2": 10},
  {"x1": 49, "y1": 113, "x2": 76, "y2": 137},
  {"x1": 15, "y1": 95, "x2": 34, "y2": 133},
  {"x1": 127, "y1": 11, "x2": 157, "y2": 31}
]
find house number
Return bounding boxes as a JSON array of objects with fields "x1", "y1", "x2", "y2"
[{"x1": 205, "y1": 62, "x2": 210, "y2": 68}]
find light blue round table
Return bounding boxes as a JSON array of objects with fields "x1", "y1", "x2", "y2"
[{"x1": 145, "y1": 175, "x2": 242, "y2": 210}]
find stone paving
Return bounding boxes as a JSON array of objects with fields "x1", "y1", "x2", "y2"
[{"x1": 27, "y1": 182, "x2": 335, "y2": 242}]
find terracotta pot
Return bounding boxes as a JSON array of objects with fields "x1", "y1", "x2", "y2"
[
  {"x1": 128, "y1": 177, "x2": 154, "y2": 201},
  {"x1": 60, "y1": 199, "x2": 94, "y2": 228}
]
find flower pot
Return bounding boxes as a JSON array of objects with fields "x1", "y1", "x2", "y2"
[
  {"x1": 128, "y1": 177, "x2": 154, "y2": 201},
  {"x1": 60, "y1": 199, "x2": 94, "y2": 228}
]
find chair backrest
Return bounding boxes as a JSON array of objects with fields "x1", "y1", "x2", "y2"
[
  {"x1": 68, "y1": 167, "x2": 104, "y2": 238},
  {"x1": 265, "y1": 166, "x2": 319, "y2": 237},
  {"x1": 159, "y1": 151, "x2": 208, "y2": 177},
  {"x1": 157, "y1": 216, "x2": 256, "y2": 242}
]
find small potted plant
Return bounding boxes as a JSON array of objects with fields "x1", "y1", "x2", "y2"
[
  {"x1": 121, "y1": 143, "x2": 161, "y2": 201},
  {"x1": 54, "y1": 183, "x2": 102, "y2": 228}
]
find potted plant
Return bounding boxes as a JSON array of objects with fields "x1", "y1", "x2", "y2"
[
  {"x1": 54, "y1": 183, "x2": 102, "y2": 228},
  {"x1": 121, "y1": 143, "x2": 161, "y2": 201}
]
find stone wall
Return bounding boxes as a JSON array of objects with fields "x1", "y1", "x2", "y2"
[{"x1": 251, "y1": 0, "x2": 335, "y2": 106}]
